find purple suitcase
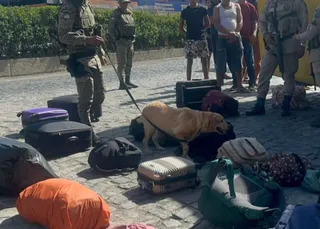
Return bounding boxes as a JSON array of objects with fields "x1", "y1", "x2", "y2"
[{"x1": 17, "y1": 108, "x2": 69, "y2": 128}]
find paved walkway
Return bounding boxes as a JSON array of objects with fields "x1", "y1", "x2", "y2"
[{"x1": 0, "y1": 57, "x2": 319, "y2": 229}]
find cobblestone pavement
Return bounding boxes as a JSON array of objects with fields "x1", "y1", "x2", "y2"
[{"x1": 0, "y1": 57, "x2": 320, "y2": 229}]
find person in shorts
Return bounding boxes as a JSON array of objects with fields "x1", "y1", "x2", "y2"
[
  {"x1": 213, "y1": 0, "x2": 248, "y2": 92},
  {"x1": 179, "y1": 0, "x2": 210, "y2": 80}
]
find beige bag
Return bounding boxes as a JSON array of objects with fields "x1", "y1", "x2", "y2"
[
  {"x1": 272, "y1": 85, "x2": 310, "y2": 110},
  {"x1": 137, "y1": 156, "x2": 198, "y2": 194},
  {"x1": 217, "y1": 137, "x2": 268, "y2": 168}
]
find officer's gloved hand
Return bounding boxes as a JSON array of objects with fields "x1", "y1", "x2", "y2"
[
  {"x1": 85, "y1": 36, "x2": 104, "y2": 46},
  {"x1": 263, "y1": 33, "x2": 275, "y2": 47}
]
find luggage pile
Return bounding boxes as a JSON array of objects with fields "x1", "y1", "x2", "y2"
[
  {"x1": 1, "y1": 78, "x2": 318, "y2": 229},
  {"x1": 17, "y1": 95, "x2": 94, "y2": 158}
]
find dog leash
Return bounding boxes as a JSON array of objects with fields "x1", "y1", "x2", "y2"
[{"x1": 101, "y1": 43, "x2": 197, "y2": 143}]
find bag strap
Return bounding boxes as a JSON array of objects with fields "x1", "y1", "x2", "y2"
[{"x1": 206, "y1": 158, "x2": 236, "y2": 198}]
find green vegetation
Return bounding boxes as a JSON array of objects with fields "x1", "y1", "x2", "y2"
[{"x1": 0, "y1": 6, "x2": 184, "y2": 59}]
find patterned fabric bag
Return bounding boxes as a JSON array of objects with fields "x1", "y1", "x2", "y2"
[
  {"x1": 272, "y1": 85, "x2": 310, "y2": 110},
  {"x1": 259, "y1": 153, "x2": 313, "y2": 187}
]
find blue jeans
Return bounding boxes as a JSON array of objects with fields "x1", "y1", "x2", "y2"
[
  {"x1": 242, "y1": 38, "x2": 255, "y2": 86},
  {"x1": 215, "y1": 35, "x2": 243, "y2": 86}
]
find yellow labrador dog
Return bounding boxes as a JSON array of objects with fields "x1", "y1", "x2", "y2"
[{"x1": 141, "y1": 101, "x2": 230, "y2": 158}]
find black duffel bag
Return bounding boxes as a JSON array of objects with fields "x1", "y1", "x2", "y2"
[
  {"x1": 88, "y1": 137, "x2": 142, "y2": 172},
  {"x1": 0, "y1": 137, "x2": 58, "y2": 196}
]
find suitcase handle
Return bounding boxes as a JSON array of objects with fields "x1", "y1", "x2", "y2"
[{"x1": 68, "y1": 136, "x2": 79, "y2": 143}]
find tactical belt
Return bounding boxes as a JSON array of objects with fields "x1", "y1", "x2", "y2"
[
  {"x1": 70, "y1": 49, "x2": 96, "y2": 59},
  {"x1": 265, "y1": 34, "x2": 294, "y2": 51},
  {"x1": 278, "y1": 34, "x2": 294, "y2": 41}
]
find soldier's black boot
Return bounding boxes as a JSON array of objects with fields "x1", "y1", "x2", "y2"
[
  {"x1": 281, "y1": 95, "x2": 292, "y2": 117},
  {"x1": 90, "y1": 105, "x2": 102, "y2": 123},
  {"x1": 245, "y1": 98, "x2": 266, "y2": 116},
  {"x1": 125, "y1": 75, "x2": 138, "y2": 88},
  {"x1": 119, "y1": 82, "x2": 132, "y2": 90}
]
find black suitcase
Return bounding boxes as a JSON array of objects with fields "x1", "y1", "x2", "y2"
[
  {"x1": 47, "y1": 94, "x2": 81, "y2": 123},
  {"x1": 47, "y1": 94, "x2": 102, "y2": 123},
  {"x1": 24, "y1": 120, "x2": 92, "y2": 157},
  {"x1": 176, "y1": 79, "x2": 221, "y2": 110}
]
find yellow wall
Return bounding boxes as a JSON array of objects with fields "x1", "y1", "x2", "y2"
[{"x1": 257, "y1": 0, "x2": 316, "y2": 85}]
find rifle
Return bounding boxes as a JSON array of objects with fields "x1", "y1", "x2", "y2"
[{"x1": 271, "y1": 0, "x2": 284, "y2": 79}]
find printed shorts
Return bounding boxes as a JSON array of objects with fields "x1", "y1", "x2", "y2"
[{"x1": 184, "y1": 39, "x2": 209, "y2": 59}]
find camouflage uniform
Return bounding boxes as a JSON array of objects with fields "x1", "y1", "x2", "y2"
[
  {"x1": 294, "y1": 5, "x2": 320, "y2": 127},
  {"x1": 108, "y1": 0, "x2": 137, "y2": 90},
  {"x1": 246, "y1": 0, "x2": 308, "y2": 117},
  {"x1": 58, "y1": 0, "x2": 105, "y2": 144}
]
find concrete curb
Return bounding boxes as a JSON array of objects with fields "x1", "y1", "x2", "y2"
[{"x1": 0, "y1": 48, "x2": 184, "y2": 77}]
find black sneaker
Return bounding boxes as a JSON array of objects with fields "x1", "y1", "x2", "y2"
[
  {"x1": 119, "y1": 83, "x2": 132, "y2": 90},
  {"x1": 126, "y1": 82, "x2": 138, "y2": 88},
  {"x1": 248, "y1": 85, "x2": 257, "y2": 92}
]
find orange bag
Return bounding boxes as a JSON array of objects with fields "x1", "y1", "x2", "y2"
[{"x1": 16, "y1": 178, "x2": 110, "y2": 229}]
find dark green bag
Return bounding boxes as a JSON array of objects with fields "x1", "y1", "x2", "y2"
[{"x1": 198, "y1": 158, "x2": 286, "y2": 229}]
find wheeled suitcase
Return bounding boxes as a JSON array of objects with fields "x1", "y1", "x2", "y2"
[
  {"x1": 176, "y1": 79, "x2": 221, "y2": 110},
  {"x1": 47, "y1": 94, "x2": 102, "y2": 123},
  {"x1": 137, "y1": 156, "x2": 198, "y2": 194},
  {"x1": 17, "y1": 108, "x2": 69, "y2": 128},
  {"x1": 24, "y1": 120, "x2": 92, "y2": 157},
  {"x1": 47, "y1": 94, "x2": 81, "y2": 123}
]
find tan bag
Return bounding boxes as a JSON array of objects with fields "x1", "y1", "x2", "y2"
[
  {"x1": 217, "y1": 137, "x2": 268, "y2": 168},
  {"x1": 272, "y1": 85, "x2": 310, "y2": 110},
  {"x1": 137, "y1": 156, "x2": 198, "y2": 194}
]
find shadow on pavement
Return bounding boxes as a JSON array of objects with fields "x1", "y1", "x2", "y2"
[
  {"x1": 0, "y1": 215, "x2": 45, "y2": 229},
  {"x1": 119, "y1": 94, "x2": 175, "y2": 106},
  {"x1": 4, "y1": 133, "x2": 23, "y2": 140},
  {"x1": 0, "y1": 197, "x2": 16, "y2": 211}
]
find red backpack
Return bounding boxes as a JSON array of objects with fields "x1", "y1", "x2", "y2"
[{"x1": 201, "y1": 90, "x2": 239, "y2": 117}]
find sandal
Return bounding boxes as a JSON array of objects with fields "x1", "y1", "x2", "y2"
[{"x1": 236, "y1": 87, "x2": 250, "y2": 93}]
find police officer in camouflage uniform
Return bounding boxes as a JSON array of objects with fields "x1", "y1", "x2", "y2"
[
  {"x1": 58, "y1": 0, "x2": 107, "y2": 145},
  {"x1": 294, "y1": 5, "x2": 320, "y2": 127},
  {"x1": 246, "y1": 0, "x2": 308, "y2": 117},
  {"x1": 108, "y1": 0, "x2": 138, "y2": 90}
]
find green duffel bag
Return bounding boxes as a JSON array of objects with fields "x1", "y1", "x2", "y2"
[{"x1": 198, "y1": 158, "x2": 286, "y2": 229}]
